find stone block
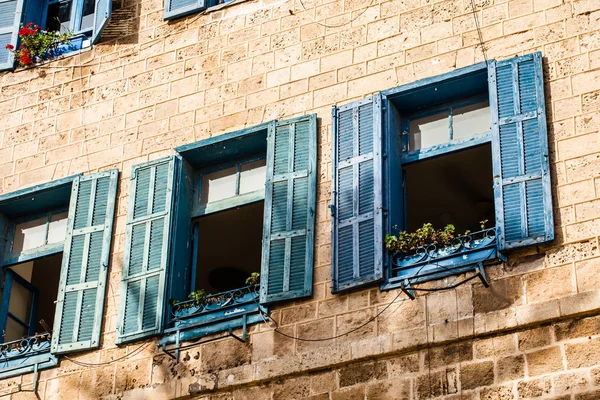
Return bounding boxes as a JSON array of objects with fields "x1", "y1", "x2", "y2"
[
  {"x1": 526, "y1": 346, "x2": 564, "y2": 376},
  {"x1": 331, "y1": 384, "x2": 365, "y2": 400},
  {"x1": 518, "y1": 326, "x2": 552, "y2": 350},
  {"x1": 460, "y1": 361, "x2": 494, "y2": 390},
  {"x1": 497, "y1": 354, "x2": 525, "y2": 382},
  {"x1": 365, "y1": 378, "x2": 410, "y2": 399},
  {"x1": 201, "y1": 337, "x2": 251, "y2": 372},
  {"x1": 338, "y1": 360, "x2": 387, "y2": 387},
  {"x1": 517, "y1": 377, "x2": 552, "y2": 398},
  {"x1": 565, "y1": 337, "x2": 600, "y2": 368}
]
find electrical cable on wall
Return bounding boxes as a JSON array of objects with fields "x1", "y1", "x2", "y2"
[{"x1": 470, "y1": 0, "x2": 489, "y2": 65}]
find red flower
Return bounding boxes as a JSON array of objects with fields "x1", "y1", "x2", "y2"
[
  {"x1": 25, "y1": 22, "x2": 33, "y2": 28},
  {"x1": 19, "y1": 54, "x2": 32, "y2": 65},
  {"x1": 5, "y1": 44, "x2": 13, "y2": 50},
  {"x1": 22, "y1": 48, "x2": 29, "y2": 53},
  {"x1": 34, "y1": 25, "x2": 41, "y2": 30},
  {"x1": 19, "y1": 44, "x2": 23, "y2": 49}
]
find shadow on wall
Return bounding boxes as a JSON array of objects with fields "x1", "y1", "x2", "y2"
[{"x1": 99, "y1": 0, "x2": 140, "y2": 44}]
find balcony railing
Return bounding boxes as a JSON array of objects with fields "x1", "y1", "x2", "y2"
[
  {"x1": 387, "y1": 228, "x2": 501, "y2": 292},
  {"x1": 0, "y1": 332, "x2": 58, "y2": 380},
  {"x1": 160, "y1": 285, "x2": 266, "y2": 350}
]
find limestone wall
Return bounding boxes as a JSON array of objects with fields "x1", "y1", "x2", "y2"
[{"x1": 0, "y1": 0, "x2": 599, "y2": 398}]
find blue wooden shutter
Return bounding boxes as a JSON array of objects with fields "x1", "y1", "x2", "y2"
[
  {"x1": 164, "y1": 0, "x2": 206, "y2": 21},
  {"x1": 331, "y1": 95, "x2": 383, "y2": 293},
  {"x1": 260, "y1": 115, "x2": 317, "y2": 304},
  {"x1": 0, "y1": 0, "x2": 24, "y2": 71},
  {"x1": 92, "y1": 0, "x2": 111, "y2": 43},
  {"x1": 116, "y1": 157, "x2": 176, "y2": 344},
  {"x1": 51, "y1": 170, "x2": 119, "y2": 354},
  {"x1": 489, "y1": 52, "x2": 553, "y2": 250}
]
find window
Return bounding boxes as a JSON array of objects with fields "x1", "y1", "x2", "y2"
[
  {"x1": 0, "y1": 0, "x2": 111, "y2": 70},
  {"x1": 164, "y1": 0, "x2": 235, "y2": 21},
  {"x1": 0, "y1": 171, "x2": 118, "y2": 379},
  {"x1": 331, "y1": 52, "x2": 554, "y2": 293},
  {"x1": 116, "y1": 116, "x2": 318, "y2": 347}
]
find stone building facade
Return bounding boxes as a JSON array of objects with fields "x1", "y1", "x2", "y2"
[{"x1": 0, "y1": 0, "x2": 599, "y2": 398}]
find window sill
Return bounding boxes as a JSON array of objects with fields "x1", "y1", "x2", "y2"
[
  {"x1": 383, "y1": 228, "x2": 502, "y2": 290},
  {"x1": 13, "y1": 35, "x2": 91, "y2": 72},
  {"x1": 0, "y1": 333, "x2": 58, "y2": 380},
  {"x1": 160, "y1": 285, "x2": 266, "y2": 345}
]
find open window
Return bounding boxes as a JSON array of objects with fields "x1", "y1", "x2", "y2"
[
  {"x1": 0, "y1": 0, "x2": 111, "y2": 70},
  {"x1": 117, "y1": 116, "x2": 318, "y2": 347},
  {"x1": 331, "y1": 52, "x2": 553, "y2": 294},
  {"x1": 0, "y1": 171, "x2": 118, "y2": 379}
]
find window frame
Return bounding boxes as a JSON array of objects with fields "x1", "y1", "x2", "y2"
[
  {"x1": 2, "y1": 208, "x2": 68, "y2": 267},
  {"x1": 194, "y1": 154, "x2": 267, "y2": 217},
  {"x1": 380, "y1": 61, "x2": 501, "y2": 291}
]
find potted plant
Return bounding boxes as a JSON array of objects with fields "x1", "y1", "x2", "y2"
[{"x1": 5, "y1": 23, "x2": 73, "y2": 67}]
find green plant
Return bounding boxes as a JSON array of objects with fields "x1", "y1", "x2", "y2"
[
  {"x1": 385, "y1": 223, "x2": 459, "y2": 255},
  {"x1": 479, "y1": 219, "x2": 489, "y2": 230},
  {"x1": 5, "y1": 22, "x2": 73, "y2": 67},
  {"x1": 245, "y1": 272, "x2": 260, "y2": 286},
  {"x1": 188, "y1": 289, "x2": 207, "y2": 305}
]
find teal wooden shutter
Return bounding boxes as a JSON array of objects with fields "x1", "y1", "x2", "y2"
[
  {"x1": 0, "y1": 0, "x2": 24, "y2": 71},
  {"x1": 164, "y1": 0, "x2": 206, "y2": 20},
  {"x1": 331, "y1": 95, "x2": 383, "y2": 293},
  {"x1": 51, "y1": 170, "x2": 119, "y2": 354},
  {"x1": 116, "y1": 157, "x2": 176, "y2": 343},
  {"x1": 260, "y1": 115, "x2": 317, "y2": 304},
  {"x1": 489, "y1": 52, "x2": 553, "y2": 250},
  {"x1": 92, "y1": 0, "x2": 111, "y2": 43}
]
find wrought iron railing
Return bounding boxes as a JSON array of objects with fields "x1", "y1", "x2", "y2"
[
  {"x1": 169, "y1": 284, "x2": 260, "y2": 322},
  {"x1": 0, "y1": 332, "x2": 51, "y2": 363},
  {"x1": 390, "y1": 228, "x2": 499, "y2": 282}
]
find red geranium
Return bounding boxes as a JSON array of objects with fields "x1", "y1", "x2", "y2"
[
  {"x1": 19, "y1": 54, "x2": 32, "y2": 65},
  {"x1": 5, "y1": 44, "x2": 13, "y2": 50}
]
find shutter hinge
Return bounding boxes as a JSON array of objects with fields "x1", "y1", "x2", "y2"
[{"x1": 328, "y1": 204, "x2": 335, "y2": 216}]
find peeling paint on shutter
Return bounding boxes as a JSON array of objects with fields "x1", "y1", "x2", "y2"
[
  {"x1": 331, "y1": 95, "x2": 383, "y2": 293},
  {"x1": 260, "y1": 115, "x2": 317, "y2": 304},
  {"x1": 489, "y1": 52, "x2": 553, "y2": 250},
  {"x1": 51, "y1": 170, "x2": 118, "y2": 354},
  {"x1": 116, "y1": 157, "x2": 176, "y2": 344}
]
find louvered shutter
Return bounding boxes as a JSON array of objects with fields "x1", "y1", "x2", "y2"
[
  {"x1": 260, "y1": 115, "x2": 317, "y2": 304},
  {"x1": 116, "y1": 157, "x2": 176, "y2": 344},
  {"x1": 489, "y1": 52, "x2": 553, "y2": 250},
  {"x1": 0, "y1": 0, "x2": 24, "y2": 71},
  {"x1": 92, "y1": 0, "x2": 111, "y2": 44},
  {"x1": 51, "y1": 170, "x2": 118, "y2": 354},
  {"x1": 331, "y1": 95, "x2": 383, "y2": 293},
  {"x1": 164, "y1": 0, "x2": 206, "y2": 20}
]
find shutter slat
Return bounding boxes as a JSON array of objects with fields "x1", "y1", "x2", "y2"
[
  {"x1": 490, "y1": 52, "x2": 554, "y2": 250},
  {"x1": 117, "y1": 157, "x2": 176, "y2": 344},
  {"x1": 52, "y1": 170, "x2": 118, "y2": 354},
  {"x1": 164, "y1": 0, "x2": 206, "y2": 22},
  {"x1": 331, "y1": 95, "x2": 383, "y2": 293},
  {"x1": 260, "y1": 116, "x2": 316, "y2": 304},
  {"x1": 0, "y1": 0, "x2": 22, "y2": 71}
]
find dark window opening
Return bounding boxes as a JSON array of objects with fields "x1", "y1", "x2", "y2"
[
  {"x1": 193, "y1": 201, "x2": 263, "y2": 294},
  {"x1": 1, "y1": 253, "x2": 62, "y2": 342},
  {"x1": 45, "y1": 0, "x2": 73, "y2": 32},
  {"x1": 403, "y1": 144, "x2": 494, "y2": 234}
]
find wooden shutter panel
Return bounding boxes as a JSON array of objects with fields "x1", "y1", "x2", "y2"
[
  {"x1": 331, "y1": 95, "x2": 383, "y2": 293},
  {"x1": 489, "y1": 52, "x2": 553, "y2": 250},
  {"x1": 92, "y1": 0, "x2": 112, "y2": 43},
  {"x1": 260, "y1": 115, "x2": 317, "y2": 304},
  {"x1": 164, "y1": 0, "x2": 206, "y2": 20},
  {"x1": 51, "y1": 170, "x2": 119, "y2": 354},
  {"x1": 116, "y1": 157, "x2": 176, "y2": 343},
  {"x1": 0, "y1": 0, "x2": 24, "y2": 71}
]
